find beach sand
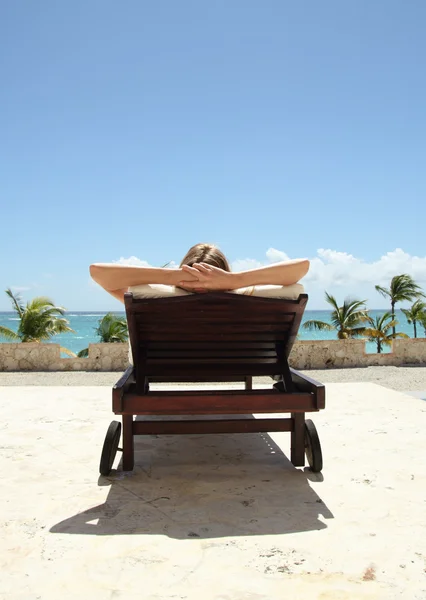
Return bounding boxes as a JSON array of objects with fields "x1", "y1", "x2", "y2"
[
  {"x1": 1, "y1": 378, "x2": 426, "y2": 598},
  {"x1": 1, "y1": 364, "x2": 425, "y2": 391}
]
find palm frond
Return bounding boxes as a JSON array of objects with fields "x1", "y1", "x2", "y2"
[
  {"x1": 95, "y1": 313, "x2": 129, "y2": 343},
  {"x1": 5, "y1": 288, "x2": 25, "y2": 317},
  {"x1": 60, "y1": 347, "x2": 77, "y2": 357},
  {"x1": 324, "y1": 292, "x2": 340, "y2": 311},
  {"x1": 382, "y1": 319, "x2": 399, "y2": 334},
  {"x1": 77, "y1": 348, "x2": 89, "y2": 358},
  {"x1": 27, "y1": 297, "x2": 66, "y2": 315},
  {"x1": 48, "y1": 319, "x2": 75, "y2": 335},
  {"x1": 389, "y1": 274, "x2": 425, "y2": 303},
  {"x1": 302, "y1": 320, "x2": 335, "y2": 332},
  {"x1": 347, "y1": 326, "x2": 367, "y2": 337},
  {"x1": 402, "y1": 300, "x2": 426, "y2": 321},
  {"x1": 3, "y1": 290, "x2": 73, "y2": 343},
  {"x1": 0, "y1": 325, "x2": 20, "y2": 341},
  {"x1": 324, "y1": 292, "x2": 367, "y2": 337},
  {"x1": 19, "y1": 306, "x2": 73, "y2": 342},
  {"x1": 401, "y1": 309, "x2": 412, "y2": 324},
  {"x1": 364, "y1": 328, "x2": 381, "y2": 339},
  {"x1": 375, "y1": 285, "x2": 390, "y2": 300},
  {"x1": 364, "y1": 311, "x2": 406, "y2": 346}
]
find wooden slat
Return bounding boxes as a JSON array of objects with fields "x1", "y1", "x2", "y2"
[
  {"x1": 136, "y1": 314, "x2": 294, "y2": 330},
  {"x1": 142, "y1": 363, "x2": 284, "y2": 377},
  {"x1": 135, "y1": 332, "x2": 290, "y2": 342},
  {"x1": 140, "y1": 375, "x2": 255, "y2": 383},
  {"x1": 147, "y1": 342, "x2": 278, "y2": 350},
  {"x1": 132, "y1": 418, "x2": 294, "y2": 435},
  {"x1": 146, "y1": 358, "x2": 279, "y2": 365},
  {"x1": 137, "y1": 321, "x2": 294, "y2": 331},
  {"x1": 146, "y1": 350, "x2": 278, "y2": 358},
  {"x1": 125, "y1": 387, "x2": 309, "y2": 397},
  {"x1": 119, "y1": 391, "x2": 316, "y2": 415}
]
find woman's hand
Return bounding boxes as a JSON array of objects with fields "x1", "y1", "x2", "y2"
[{"x1": 178, "y1": 263, "x2": 236, "y2": 291}]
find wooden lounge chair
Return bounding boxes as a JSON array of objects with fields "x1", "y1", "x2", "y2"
[{"x1": 100, "y1": 290, "x2": 325, "y2": 476}]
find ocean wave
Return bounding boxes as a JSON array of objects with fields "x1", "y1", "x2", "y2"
[
  {"x1": 8, "y1": 318, "x2": 20, "y2": 321},
  {"x1": 66, "y1": 313, "x2": 107, "y2": 317}
]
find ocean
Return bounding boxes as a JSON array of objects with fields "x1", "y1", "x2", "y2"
[{"x1": 0, "y1": 310, "x2": 423, "y2": 356}]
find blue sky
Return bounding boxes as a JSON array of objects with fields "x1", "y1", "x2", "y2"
[{"x1": 1, "y1": 1, "x2": 426, "y2": 311}]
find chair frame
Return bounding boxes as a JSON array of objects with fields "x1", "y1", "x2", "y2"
[{"x1": 103, "y1": 291, "x2": 325, "y2": 474}]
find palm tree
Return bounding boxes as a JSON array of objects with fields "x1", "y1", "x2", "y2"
[
  {"x1": 302, "y1": 292, "x2": 369, "y2": 339},
  {"x1": 0, "y1": 288, "x2": 75, "y2": 356},
  {"x1": 364, "y1": 312, "x2": 409, "y2": 353},
  {"x1": 375, "y1": 274, "x2": 425, "y2": 337},
  {"x1": 77, "y1": 313, "x2": 128, "y2": 357},
  {"x1": 419, "y1": 309, "x2": 426, "y2": 337},
  {"x1": 401, "y1": 300, "x2": 426, "y2": 338}
]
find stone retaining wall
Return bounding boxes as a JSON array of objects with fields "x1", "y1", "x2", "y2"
[
  {"x1": 1, "y1": 339, "x2": 426, "y2": 371},
  {"x1": 290, "y1": 339, "x2": 426, "y2": 369},
  {"x1": 0, "y1": 343, "x2": 128, "y2": 372}
]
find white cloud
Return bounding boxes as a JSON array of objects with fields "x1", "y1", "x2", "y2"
[
  {"x1": 112, "y1": 256, "x2": 152, "y2": 267},
  {"x1": 112, "y1": 256, "x2": 179, "y2": 269},
  {"x1": 265, "y1": 248, "x2": 290, "y2": 263},
  {"x1": 305, "y1": 248, "x2": 426, "y2": 287},
  {"x1": 231, "y1": 247, "x2": 290, "y2": 272},
  {"x1": 231, "y1": 258, "x2": 263, "y2": 271}
]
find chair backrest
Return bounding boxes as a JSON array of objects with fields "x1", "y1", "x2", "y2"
[{"x1": 125, "y1": 292, "x2": 308, "y2": 384}]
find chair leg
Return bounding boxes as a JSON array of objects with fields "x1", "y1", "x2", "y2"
[
  {"x1": 291, "y1": 412, "x2": 305, "y2": 467},
  {"x1": 245, "y1": 376, "x2": 253, "y2": 390},
  {"x1": 122, "y1": 415, "x2": 134, "y2": 471}
]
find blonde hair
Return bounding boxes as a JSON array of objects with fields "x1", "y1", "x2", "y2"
[{"x1": 180, "y1": 243, "x2": 231, "y2": 272}]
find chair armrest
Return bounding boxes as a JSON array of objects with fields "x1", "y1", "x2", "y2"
[
  {"x1": 112, "y1": 366, "x2": 135, "y2": 412},
  {"x1": 290, "y1": 368, "x2": 325, "y2": 409}
]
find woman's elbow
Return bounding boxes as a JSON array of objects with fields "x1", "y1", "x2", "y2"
[
  {"x1": 89, "y1": 264, "x2": 108, "y2": 288},
  {"x1": 89, "y1": 264, "x2": 100, "y2": 281},
  {"x1": 288, "y1": 259, "x2": 310, "y2": 285},
  {"x1": 301, "y1": 259, "x2": 310, "y2": 277}
]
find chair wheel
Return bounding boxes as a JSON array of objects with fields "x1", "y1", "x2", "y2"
[
  {"x1": 305, "y1": 419, "x2": 323, "y2": 473},
  {"x1": 100, "y1": 421, "x2": 122, "y2": 476}
]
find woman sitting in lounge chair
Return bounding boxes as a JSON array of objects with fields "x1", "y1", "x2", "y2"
[{"x1": 90, "y1": 243, "x2": 310, "y2": 302}]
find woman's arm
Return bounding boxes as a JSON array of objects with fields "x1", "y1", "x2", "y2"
[
  {"x1": 179, "y1": 259, "x2": 310, "y2": 290},
  {"x1": 236, "y1": 259, "x2": 310, "y2": 287},
  {"x1": 89, "y1": 263, "x2": 198, "y2": 303}
]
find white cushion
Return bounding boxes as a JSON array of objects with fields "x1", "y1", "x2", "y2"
[
  {"x1": 129, "y1": 283, "x2": 191, "y2": 298},
  {"x1": 232, "y1": 283, "x2": 304, "y2": 299},
  {"x1": 129, "y1": 283, "x2": 304, "y2": 300}
]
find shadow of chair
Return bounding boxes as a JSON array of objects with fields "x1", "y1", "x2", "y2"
[{"x1": 51, "y1": 421, "x2": 333, "y2": 539}]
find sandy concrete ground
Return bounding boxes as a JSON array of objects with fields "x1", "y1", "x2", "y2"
[
  {"x1": 1, "y1": 365, "x2": 426, "y2": 391},
  {"x1": 1, "y1": 381, "x2": 426, "y2": 599}
]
